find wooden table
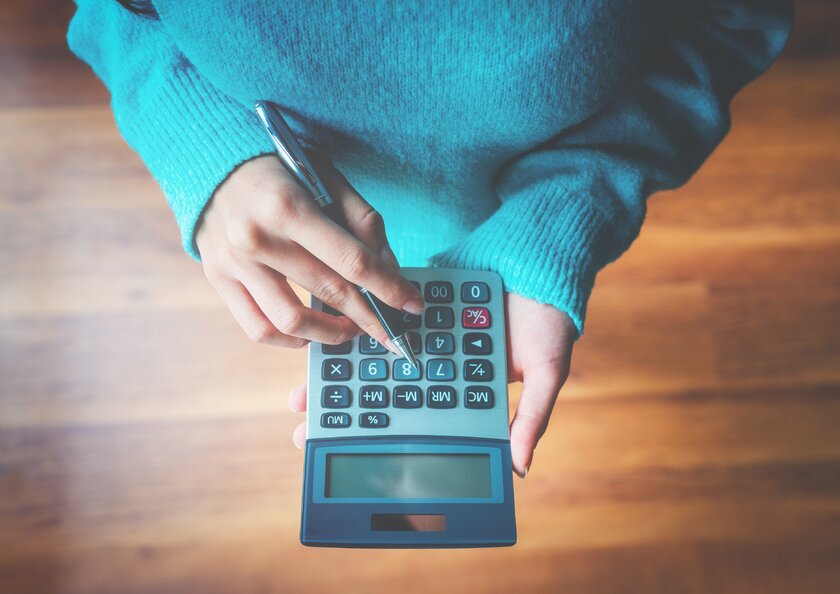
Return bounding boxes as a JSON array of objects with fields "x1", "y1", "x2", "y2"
[{"x1": 1, "y1": 1, "x2": 839, "y2": 592}]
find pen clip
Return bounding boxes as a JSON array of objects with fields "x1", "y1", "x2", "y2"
[{"x1": 254, "y1": 101, "x2": 333, "y2": 206}]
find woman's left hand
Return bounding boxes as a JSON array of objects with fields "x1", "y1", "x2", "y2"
[
  {"x1": 503, "y1": 292, "x2": 576, "y2": 476},
  {"x1": 288, "y1": 292, "x2": 576, "y2": 478}
]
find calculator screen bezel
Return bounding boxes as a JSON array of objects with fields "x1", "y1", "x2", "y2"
[{"x1": 311, "y1": 443, "x2": 504, "y2": 504}]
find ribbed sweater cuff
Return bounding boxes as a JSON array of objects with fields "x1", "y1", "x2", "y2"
[
  {"x1": 116, "y1": 68, "x2": 275, "y2": 260},
  {"x1": 429, "y1": 179, "x2": 610, "y2": 336}
]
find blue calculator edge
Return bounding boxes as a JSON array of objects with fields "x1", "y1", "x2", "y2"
[{"x1": 301, "y1": 268, "x2": 517, "y2": 548}]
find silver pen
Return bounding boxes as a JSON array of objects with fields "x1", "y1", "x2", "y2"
[{"x1": 254, "y1": 100, "x2": 419, "y2": 369}]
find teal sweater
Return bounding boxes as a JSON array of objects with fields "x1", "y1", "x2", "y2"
[{"x1": 68, "y1": 1, "x2": 792, "y2": 334}]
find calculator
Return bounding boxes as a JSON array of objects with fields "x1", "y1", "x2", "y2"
[{"x1": 301, "y1": 268, "x2": 516, "y2": 547}]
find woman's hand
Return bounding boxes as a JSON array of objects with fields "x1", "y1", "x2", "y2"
[
  {"x1": 504, "y1": 292, "x2": 576, "y2": 477},
  {"x1": 288, "y1": 291, "x2": 576, "y2": 477},
  {"x1": 196, "y1": 154, "x2": 425, "y2": 350}
]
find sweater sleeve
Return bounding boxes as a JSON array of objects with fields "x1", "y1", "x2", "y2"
[
  {"x1": 67, "y1": 0, "x2": 276, "y2": 259},
  {"x1": 430, "y1": 0, "x2": 794, "y2": 335}
]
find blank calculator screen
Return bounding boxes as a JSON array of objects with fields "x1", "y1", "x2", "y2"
[{"x1": 325, "y1": 454, "x2": 491, "y2": 499}]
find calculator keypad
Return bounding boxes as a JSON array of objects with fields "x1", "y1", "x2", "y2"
[{"x1": 308, "y1": 269, "x2": 508, "y2": 440}]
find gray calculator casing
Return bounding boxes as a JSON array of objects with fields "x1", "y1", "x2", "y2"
[{"x1": 301, "y1": 268, "x2": 516, "y2": 547}]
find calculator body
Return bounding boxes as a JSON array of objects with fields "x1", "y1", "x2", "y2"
[{"x1": 302, "y1": 268, "x2": 516, "y2": 547}]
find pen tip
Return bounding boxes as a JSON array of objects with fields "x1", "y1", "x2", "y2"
[{"x1": 391, "y1": 335, "x2": 418, "y2": 369}]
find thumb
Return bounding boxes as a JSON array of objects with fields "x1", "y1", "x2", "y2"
[
  {"x1": 312, "y1": 156, "x2": 400, "y2": 270},
  {"x1": 509, "y1": 362, "x2": 568, "y2": 477}
]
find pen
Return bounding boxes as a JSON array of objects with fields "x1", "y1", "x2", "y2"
[{"x1": 254, "y1": 100, "x2": 419, "y2": 369}]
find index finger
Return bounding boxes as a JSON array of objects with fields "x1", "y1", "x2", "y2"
[{"x1": 284, "y1": 202, "x2": 424, "y2": 313}]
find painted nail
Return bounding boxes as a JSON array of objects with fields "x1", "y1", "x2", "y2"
[{"x1": 403, "y1": 298, "x2": 425, "y2": 315}]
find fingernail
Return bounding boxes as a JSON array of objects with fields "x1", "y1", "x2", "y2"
[
  {"x1": 514, "y1": 458, "x2": 532, "y2": 479},
  {"x1": 384, "y1": 338, "x2": 403, "y2": 356},
  {"x1": 403, "y1": 298, "x2": 425, "y2": 315}
]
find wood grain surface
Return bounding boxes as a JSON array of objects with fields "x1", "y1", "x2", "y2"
[{"x1": 1, "y1": 2, "x2": 839, "y2": 593}]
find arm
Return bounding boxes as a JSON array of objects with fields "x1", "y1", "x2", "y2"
[
  {"x1": 68, "y1": 1, "x2": 424, "y2": 350},
  {"x1": 68, "y1": 0, "x2": 275, "y2": 258},
  {"x1": 432, "y1": 0, "x2": 794, "y2": 335},
  {"x1": 431, "y1": 0, "x2": 793, "y2": 475}
]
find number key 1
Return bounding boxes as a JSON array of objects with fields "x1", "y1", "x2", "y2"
[{"x1": 426, "y1": 307, "x2": 454, "y2": 329}]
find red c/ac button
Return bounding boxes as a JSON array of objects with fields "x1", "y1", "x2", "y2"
[{"x1": 462, "y1": 307, "x2": 491, "y2": 328}]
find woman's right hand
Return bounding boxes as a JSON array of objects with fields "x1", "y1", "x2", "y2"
[{"x1": 196, "y1": 154, "x2": 425, "y2": 350}]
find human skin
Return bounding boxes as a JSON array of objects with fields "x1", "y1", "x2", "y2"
[{"x1": 198, "y1": 155, "x2": 576, "y2": 476}]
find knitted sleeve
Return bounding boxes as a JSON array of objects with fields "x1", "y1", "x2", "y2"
[
  {"x1": 67, "y1": 0, "x2": 275, "y2": 259},
  {"x1": 430, "y1": 0, "x2": 794, "y2": 335}
]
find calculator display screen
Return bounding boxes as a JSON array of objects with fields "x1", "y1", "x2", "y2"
[{"x1": 325, "y1": 454, "x2": 491, "y2": 499}]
